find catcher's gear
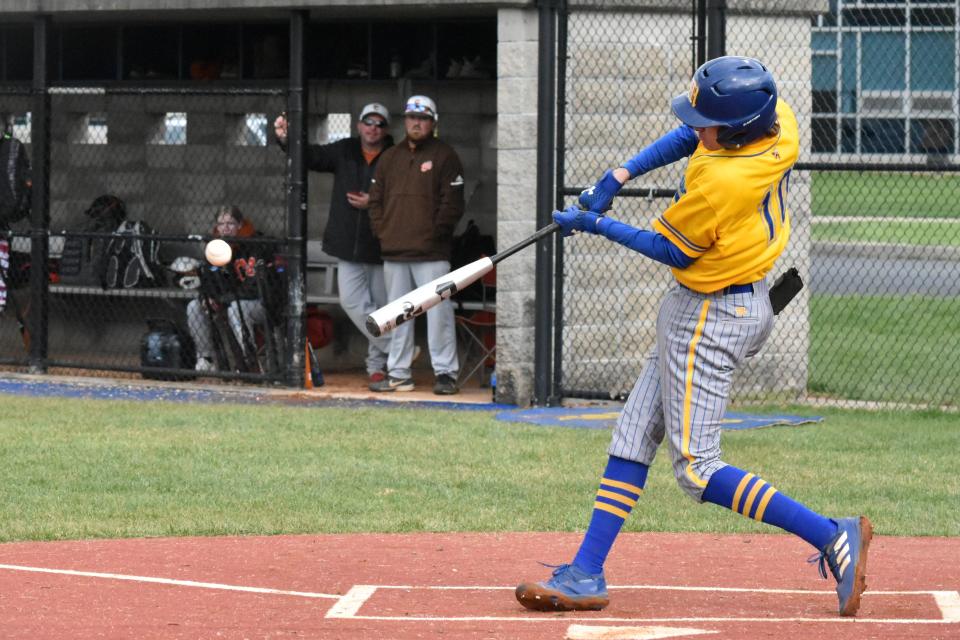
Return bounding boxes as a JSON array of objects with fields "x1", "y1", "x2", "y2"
[
  {"x1": 553, "y1": 205, "x2": 601, "y2": 237},
  {"x1": 671, "y1": 56, "x2": 778, "y2": 149},
  {"x1": 578, "y1": 169, "x2": 621, "y2": 213}
]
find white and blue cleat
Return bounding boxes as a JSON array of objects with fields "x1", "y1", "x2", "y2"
[
  {"x1": 515, "y1": 563, "x2": 609, "y2": 612},
  {"x1": 813, "y1": 515, "x2": 874, "y2": 616}
]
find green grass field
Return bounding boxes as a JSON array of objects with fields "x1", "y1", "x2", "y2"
[
  {"x1": 811, "y1": 220, "x2": 960, "y2": 246},
  {"x1": 812, "y1": 172, "x2": 960, "y2": 219},
  {"x1": 809, "y1": 295, "x2": 960, "y2": 405},
  {"x1": 0, "y1": 395, "x2": 957, "y2": 543},
  {"x1": 811, "y1": 172, "x2": 960, "y2": 246}
]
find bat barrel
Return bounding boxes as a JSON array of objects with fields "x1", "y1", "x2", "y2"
[
  {"x1": 366, "y1": 316, "x2": 384, "y2": 338},
  {"x1": 365, "y1": 257, "x2": 494, "y2": 337}
]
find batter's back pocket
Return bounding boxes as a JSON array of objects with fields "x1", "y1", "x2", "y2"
[{"x1": 769, "y1": 267, "x2": 803, "y2": 315}]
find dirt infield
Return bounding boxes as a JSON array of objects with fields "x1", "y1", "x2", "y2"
[{"x1": 0, "y1": 532, "x2": 957, "y2": 639}]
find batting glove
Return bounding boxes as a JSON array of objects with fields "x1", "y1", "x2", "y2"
[
  {"x1": 553, "y1": 205, "x2": 601, "y2": 237},
  {"x1": 578, "y1": 169, "x2": 622, "y2": 213}
]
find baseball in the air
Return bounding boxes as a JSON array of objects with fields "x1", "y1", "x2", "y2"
[{"x1": 205, "y1": 239, "x2": 232, "y2": 266}]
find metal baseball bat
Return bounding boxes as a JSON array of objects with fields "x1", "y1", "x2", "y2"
[{"x1": 365, "y1": 222, "x2": 560, "y2": 337}]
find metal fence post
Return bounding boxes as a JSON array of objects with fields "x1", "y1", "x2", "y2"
[
  {"x1": 695, "y1": 0, "x2": 707, "y2": 67},
  {"x1": 534, "y1": 0, "x2": 559, "y2": 406},
  {"x1": 28, "y1": 14, "x2": 50, "y2": 374},
  {"x1": 551, "y1": 1, "x2": 568, "y2": 406},
  {"x1": 706, "y1": 0, "x2": 726, "y2": 60},
  {"x1": 284, "y1": 10, "x2": 308, "y2": 388}
]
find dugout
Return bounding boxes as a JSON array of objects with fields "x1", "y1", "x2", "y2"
[{"x1": 0, "y1": 2, "x2": 502, "y2": 390}]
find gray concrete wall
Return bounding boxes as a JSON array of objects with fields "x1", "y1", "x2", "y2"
[
  {"x1": 45, "y1": 92, "x2": 287, "y2": 241},
  {"x1": 494, "y1": 6, "x2": 539, "y2": 405}
]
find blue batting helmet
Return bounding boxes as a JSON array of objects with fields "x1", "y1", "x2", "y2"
[{"x1": 671, "y1": 56, "x2": 778, "y2": 148}]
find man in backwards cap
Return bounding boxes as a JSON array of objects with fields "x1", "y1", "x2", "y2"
[{"x1": 368, "y1": 95, "x2": 465, "y2": 395}]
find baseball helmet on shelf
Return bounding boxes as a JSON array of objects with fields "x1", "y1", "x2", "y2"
[
  {"x1": 169, "y1": 256, "x2": 201, "y2": 290},
  {"x1": 671, "y1": 56, "x2": 778, "y2": 148}
]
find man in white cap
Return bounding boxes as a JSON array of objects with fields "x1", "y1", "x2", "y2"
[
  {"x1": 274, "y1": 103, "x2": 395, "y2": 384},
  {"x1": 368, "y1": 95, "x2": 465, "y2": 395}
]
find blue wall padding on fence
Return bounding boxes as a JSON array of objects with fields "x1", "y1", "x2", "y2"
[{"x1": 495, "y1": 406, "x2": 822, "y2": 431}]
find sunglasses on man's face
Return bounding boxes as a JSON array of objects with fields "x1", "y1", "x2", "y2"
[{"x1": 361, "y1": 118, "x2": 388, "y2": 128}]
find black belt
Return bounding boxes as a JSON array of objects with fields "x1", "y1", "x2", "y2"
[
  {"x1": 721, "y1": 283, "x2": 754, "y2": 295},
  {"x1": 681, "y1": 282, "x2": 755, "y2": 295}
]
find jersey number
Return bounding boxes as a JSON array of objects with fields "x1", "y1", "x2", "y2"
[{"x1": 760, "y1": 168, "x2": 791, "y2": 243}]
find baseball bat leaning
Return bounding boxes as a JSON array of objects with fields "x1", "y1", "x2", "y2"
[{"x1": 365, "y1": 222, "x2": 560, "y2": 337}]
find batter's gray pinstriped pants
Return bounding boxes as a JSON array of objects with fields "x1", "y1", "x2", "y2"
[{"x1": 609, "y1": 279, "x2": 774, "y2": 500}]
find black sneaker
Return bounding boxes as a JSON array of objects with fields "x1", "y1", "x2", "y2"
[
  {"x1": 369, "y1": 376, "x2": 415, "y2": 392},
  {"x1": 433, "y1": 373, "x2": 459, "y2": 395}
]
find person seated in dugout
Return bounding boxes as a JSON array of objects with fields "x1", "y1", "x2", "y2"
[{"x1": 185, "y1": 205, "x2": 282, "y2": 373}]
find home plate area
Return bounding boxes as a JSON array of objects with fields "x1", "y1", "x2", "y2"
[
  {"x1": 327, "y1": 582, "x2": 959, "y2": 628},
  {"x1": 0, "y1": 532, "x2": 957, "y2": 639}
]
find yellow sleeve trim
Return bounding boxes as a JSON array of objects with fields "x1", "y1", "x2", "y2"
[{"x1": 653, "y1": 217, "x2": 708, "y2": 258}]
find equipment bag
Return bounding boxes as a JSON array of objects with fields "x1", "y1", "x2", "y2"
[
  {"x1": 0, "y1": 134, "x2": 31, "y2": 228},
  {"x1": 101, "y1": 220, "x2": 164, "y2": 289},
  {"x1": 140, "y1": 318, "x2": 196, "y2": 380},
  {"x1": 59, "y1": 195, "x2": 129, "y2": 286}
]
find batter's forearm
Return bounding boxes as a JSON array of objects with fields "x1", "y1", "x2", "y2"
[{"x1": 596, "y1": 216, "x2": 693, "y2": 268}]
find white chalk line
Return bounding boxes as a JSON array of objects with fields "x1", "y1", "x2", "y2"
[
  {"x1": 325, "y1": 584, "x2": 960, "y2": 625},
  {"x1": 0, "y1": 563, "x2": 340, "y2": 600},
  {"x1": 1, "y1": 565, "x2": 955, "y2": 626}
]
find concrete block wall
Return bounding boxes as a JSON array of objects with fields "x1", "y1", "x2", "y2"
[
  {"x1": 558, "y1": 10, "x2": 692, "y2": 399},
  {"x1": 495, "y1": 7, "x2": 540, "y2": 405},
  {"x1": 48, "y1": 92, "x2": 287, "y2": 244},
  {"x1": 556, "y1": 7, "x2": 822, "y2": 401}
]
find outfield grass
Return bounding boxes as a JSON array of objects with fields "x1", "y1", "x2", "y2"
[
  {"x1": 811, "y1": 172, "x2": 960, "y2": 246},
  {"x1": 812, "y1": 171, "x2": 960, "y2": 219},
  {"x1": 809, "y1": 294, "x2": 960, "y2": 405},
  {"x1": 0, "y1": 395, "x2": 957, "y2": 542},
  {"x1": 811, "y1": 220, "x2": 960, "y2": 246}
]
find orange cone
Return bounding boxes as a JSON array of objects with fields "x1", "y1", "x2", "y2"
[{"x1": 304, "y1": 340, "x2": 314, "y2": 390}]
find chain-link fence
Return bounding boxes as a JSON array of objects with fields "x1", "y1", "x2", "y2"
[
  {"x1": 557, "y1": 1, "x2": 960, "y2": 409},
  {"x1": 1, "y1": 87, "x2": 289, "y2": 382}
]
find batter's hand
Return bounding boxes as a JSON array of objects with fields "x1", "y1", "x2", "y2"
[
  {"x1": 553, "y1": 205, "x2": 601, "y2": 237},
  {"x1": 578, "y1": 169, "x2": 625, "y2": 213}
]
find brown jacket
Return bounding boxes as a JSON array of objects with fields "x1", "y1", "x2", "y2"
[{"x1": 368, "y1": 136, "x2": 465, "y2": 262}]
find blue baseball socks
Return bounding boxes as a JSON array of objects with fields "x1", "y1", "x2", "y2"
[
  {"x1": 702, "y1": 464, "x2": 838, "y2": 550},
  {"x1": 573, "y1": 456, "x2": 648, "y2": 574}
]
